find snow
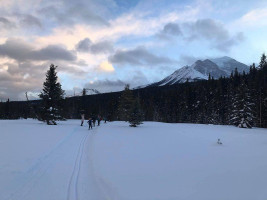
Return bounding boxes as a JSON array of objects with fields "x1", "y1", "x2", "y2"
[
  {"x1": 159, "y1": 65, "x2": 208, "y2": 86},
  {"x1": 1, "y1": 119, "x2": 267, "y2": 200},
  {"x1": 211, "y1": 56, "x2": 233, "y2": 68}
]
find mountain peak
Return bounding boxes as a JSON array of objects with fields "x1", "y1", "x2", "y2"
[
  {"x1": 139, "y1": 56, "x2": 249, "y2": 88},
  {"x1": 210, "y1": 56, "x2": 248, "y2": 75},
  {"x1": 192, "y1": 59, "x2": 228, "y2": 79}
]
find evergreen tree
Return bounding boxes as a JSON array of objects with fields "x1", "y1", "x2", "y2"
[
  {"x1": 258, "y1": 53, "x2": 267, "y2": 127},
  {"x1": 39, "y1": 64, "x2": 65, "y2": 125},
  {"x1": 82, "y1": 88, "x2": 87, "y2": 96},
  {"x1": 259, "y1": 53, "x2": 267, "y2": 69},
  {"x1": 117, "y1": 84, "x2": 134, "y2": 121},
  {"x1": 230, "y1": 80, "x2": 255, "y2": 128},
  {"x1": 4, "y1": 98, "x2": 10, "y2": 119},
  {"x1": 128, "y1": 97, "x2": 144, "y2": 127},
  {"x1": 80, "y1": 88, "x2": 87, "y2": 113}
]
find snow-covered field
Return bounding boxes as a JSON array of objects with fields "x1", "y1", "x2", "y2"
[{"x1": 0, "y1": 120, "x2": 266, "y2": 200}]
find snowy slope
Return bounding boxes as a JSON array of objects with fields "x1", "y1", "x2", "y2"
[
  {"x1": 157, "y1": 65, "x2": 207, "y2": 86},
  {"x1": 1, "y1": 119, "x2": 267, "y2": 200},
  {"x1": 192, "y1": 59, "x2": 228, "y2": 79},
  {"x1": 211, "y1": 56, "x2": 249, "y2": 76}
]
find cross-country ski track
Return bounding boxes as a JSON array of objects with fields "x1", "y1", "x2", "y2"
[{"x1": 0, "y1": 120, "x2": 118, "y2": 200}]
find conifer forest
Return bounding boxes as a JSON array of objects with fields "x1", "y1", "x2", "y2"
[{"x1": 0, "y1": 55, "x2": 266, "y2": 128}]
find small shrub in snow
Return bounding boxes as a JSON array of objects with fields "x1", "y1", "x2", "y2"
[{"x1": 128, "y1": 98, "x2": 144, "y2": 127}]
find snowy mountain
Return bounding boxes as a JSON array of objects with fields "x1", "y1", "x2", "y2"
[
  {"x1": 210, "y1": 56, "x2": 249, "y2": 76},
  {"x1": 142, "y1": 57, "x2": 249, "y2": 88},
  {"x1": 151, "y1": 65, "x2": 207, "y2": 86}
]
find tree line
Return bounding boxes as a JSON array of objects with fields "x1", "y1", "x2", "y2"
[{"x1": 0, "y1": 54, "x2": 266, "y2": 128}]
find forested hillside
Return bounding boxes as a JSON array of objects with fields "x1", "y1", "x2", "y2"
[{"x1": 0, "y1": 56, "x2": 266, "y2": 128}]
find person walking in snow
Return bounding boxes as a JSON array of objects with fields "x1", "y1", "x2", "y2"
[
  {"x1": 92, "y1": 116, "x2": 96, "y2": 127},
  {"x1": 87, "y1": 118, "x2": 93, "y2": 130},
  {"x1": 81, "y1": 113, "x2": 85, "y2": 126}
]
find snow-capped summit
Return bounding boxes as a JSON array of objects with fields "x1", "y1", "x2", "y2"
[
  {"x1": 141, "y1": 56, "x2": 249, "y2": 88},
  {"x1": 192, "y1": 59, "x2": 228, "y2": 79},
  {"x1": 210, "y1": 56, "x2": 249, "y2": 76},
  {"x1": 150, "y1": 65, "x2": 206, "y2": 87}
]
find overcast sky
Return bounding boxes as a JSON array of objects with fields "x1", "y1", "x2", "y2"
[{"x1": 0, "y1": 0, "x2": 267, "y2": 100}]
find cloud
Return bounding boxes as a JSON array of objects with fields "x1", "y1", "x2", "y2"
[
  {"x1": 84, "y1": 79, "x2": 126, "y2": 93},
  {"x1": 155, "y1": 18, "x2": 244, "y2": 52},
  {"x1": 83, "y1": 70, "x2": 149, "y2": 93},
  {"x1": 156, "y1": 22, "x2": 182, "y2": 40},
  {"x1": 0, "y1": 59, "x2": 87, "y2": 100},
  {"x1": 33, "y1": 45, "x2": 77, "y2": 61},
  {"x1": 0, "y1": 61, "x2": 45, "y2": 100},
  {"x1": 184, "y1": 18, "x2": 245, "y2": 52},
  {"x1": 76, "y1": 38, "x2": 92, "y2": 52},
  {"x1": 179, "y1": 55, "x2": 200, "y2": 65},
  {"x1": 0, "y1": 0, "x2": 258, "y2": 100},
  {"x1": 76, "y1": 37, "x2": 114, "y2": 54},
  {"x1": 0, "y1": 17, "x2": 16, "y2": 29},
  {"x1": 90, "y1": 41, "x2": 114, "y2": 54},
  {"x1": 19, "y1": 14, "x2": 42, "y2": 28},
  {"x1": 214, "y1": 32, "x2": 244, "y2": 52},
  {"x1": 185, "y1": 19, "x2": 229, "y2": 41},
  {"x1": 37, "y1": 0, "x2": 111, "y2": 26},
  {"x1": 0, "y1": 39, "x2": 33, "y2": 61},
  {"x1": 233, "y1": 7, "x2": 267, "y2": 28},
  {"x1": 98, "y1": 61, "x2": 114, "y2": 72},
  {"x1": 0, "y1": 39, "x2": 77, "y2": 61},
  {"x1": 109, "y1": 46, "x2": 176, "y2": 66}
]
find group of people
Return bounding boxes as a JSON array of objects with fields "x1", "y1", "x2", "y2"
[{"x1": 80, "y1": 114, "x2": 107, "y2": 130}]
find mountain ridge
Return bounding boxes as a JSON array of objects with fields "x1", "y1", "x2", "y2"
[{"x1": 136, "y1": 56, "x2": 249, "y2": 89}]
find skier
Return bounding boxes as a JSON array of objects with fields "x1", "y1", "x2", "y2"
[
  {"x1": 92, "y1": 116, "x2": 96, "y2": 127},
  {"x1": 81, "y1": 113, "x2": 85, "y2": 126},
  {"x1": 104, "y1": 117, "x2": 107, "y2": 123},
  {"x1": 87, "y1": 118, "x2": 93, "y2": 130}
]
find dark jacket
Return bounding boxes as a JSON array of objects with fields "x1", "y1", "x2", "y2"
[{"x1": 87, "y1": 120, "x2": 92, "y2": 125}]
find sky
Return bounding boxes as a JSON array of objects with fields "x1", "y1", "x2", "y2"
[{"x1": 0, "y1": 0, "x2": 267, "y2": 100}]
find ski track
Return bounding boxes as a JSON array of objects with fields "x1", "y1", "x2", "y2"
[
  {"x1": 4, "y1": 126, "x2": 80, "y2": 200},
  {"x1": 3, "y1": 123, "x2": 119, "y2": 200},
  {"x1": 67, "y1": 130, "x2": 89, "y2": 200}
]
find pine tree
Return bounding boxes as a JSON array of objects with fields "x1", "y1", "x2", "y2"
[
  {"x1": 39, "y1": 64, "x2": 65, "y2": 125},
  {"x1": 129, "y1": 97, "x2": 144, "y2": 127},
  {"x1": 258, "y1": 53, "x2": 267, "y2": 127},
  {"x1": 117, "y1": 84, "x2": 135, "y2": 121},
  {"x1": 80, "y1": 88, "x2": 87, "y2": 113},
  {"x1": 259, "y1": 53, "x2": 267, "y2": 69},
  {"x1": 82, "y1": 88, "x2": 87, "y2": 96},
  {"x1": 230, "y1": 80, "x2": 255, "y2": 128},
  {"x1": 4, "y1": 98, "x2": 10, "y2": 119}
]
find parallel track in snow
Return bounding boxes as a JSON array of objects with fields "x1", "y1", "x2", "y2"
[
  {"x1": 3, "y1": 123, "x2": 118, "y2": 200},
  {"x1": 5, "y1": 127, "x2": 80, "y2": 200},
  {"x1": 66, "y1": 131, "x2": 89, "y2": 200}
]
